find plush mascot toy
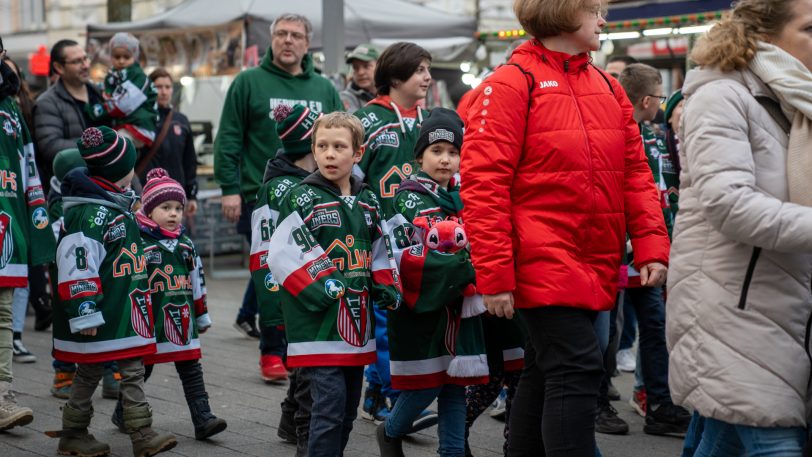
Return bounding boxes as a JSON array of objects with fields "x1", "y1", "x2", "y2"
[{"x1": 412, "y1": 216, "x2": 468, "y2": 254}]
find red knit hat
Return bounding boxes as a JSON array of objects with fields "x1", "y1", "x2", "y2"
[{"x1": 141, "y1": 168, "x2": 186, "y2": 215}]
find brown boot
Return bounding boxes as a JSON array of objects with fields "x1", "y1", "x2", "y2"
[
  {"x1": 123, "y1": 405, "x2": 177, "y2": 457},
  {"x1": 46, "y1": 403, "x2": 110, "y2": 457}
]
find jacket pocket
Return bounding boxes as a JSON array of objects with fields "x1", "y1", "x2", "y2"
[{"x1": 738, "y1": 247, "x2": 761, "y2": 310}]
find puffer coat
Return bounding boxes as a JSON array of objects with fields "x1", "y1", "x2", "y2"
[{"x1": 667, "y1": 65, "x2": 812, "y2": 427}]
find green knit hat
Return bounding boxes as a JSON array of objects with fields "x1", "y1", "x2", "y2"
[
  {"x1": 52, "y1": 148, "x2": 86, "y2": 181},
  {"x1": 273, "y1": 104, "x2": 321, "y2": 159},
  {"x1": 664, "y1": 89, "x2": 684, "y2": 127},
  {"x1": 76, "y1": 126, "x2": 136, "y2": 182}
]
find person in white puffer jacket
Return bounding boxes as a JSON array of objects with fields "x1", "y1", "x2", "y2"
[{"x1": 667, "y1": 0, "x2": 812, "y2": 455}]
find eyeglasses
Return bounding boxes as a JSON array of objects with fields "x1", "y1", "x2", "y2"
[
  {"x1": 648, "y1": 94, "x2": 667, "y2": 104},
  {"x1": 64, "y1": 56, "x2": 89, "y2": 66},
  {"x1": 272, "y1": 30, "x2": 307, "y2": 41},
  {"x1": 583, "y1": 5, "x2": 607, "y2": 19}
]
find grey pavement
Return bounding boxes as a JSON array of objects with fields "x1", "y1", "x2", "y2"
[{"x1": 2, "y1": 276, "x2": 683, "y2": 456}]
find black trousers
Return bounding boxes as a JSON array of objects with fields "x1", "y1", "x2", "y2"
[
  {"x1": 507, "y1": 306, "x2": 604, "y2": 457},
  {"x1": 144, "y1": 359, "x2": 207, "y2": 402}
]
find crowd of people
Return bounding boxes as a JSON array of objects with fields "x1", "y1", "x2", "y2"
[{"x1": 0, "y1": 0, "x2": 811, "y2": 456}]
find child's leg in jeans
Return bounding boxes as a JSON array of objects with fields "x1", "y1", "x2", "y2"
[
  {"x1": 340, "y1": 366, "x2": 364, "y2": 452},
  {"x1": 293, "y1": 368, "x2": 313, "y2": 452},
  {"x1": 437, "y1": 385, "x2": 467, "y2": 457},
  {"x1": 385, "y1": 387, "x2": 442, "y2": 438},
  {"x1": 306, "y1": 366, "x2": 359, "y2": 457}
]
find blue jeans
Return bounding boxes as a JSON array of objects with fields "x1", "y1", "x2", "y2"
[
  {"x1": 624, "y1": 287, "x2": 670, "y2": 405},
  {"x1": 682, "y1": 412, "x2": 705, "y2": 457},
  {"x1": 304, "y1": 366, "x2": 364, "y2": 457},
  {"x1": 618, "y1": 293, "x2": 637, "y2": 350},
  {"x1": 386, "y1": 385, "x2": 466, "y2": 457},
  {"x1": 694, "y1": 417, "x2": 805, "y2": 457},
  {"x1": 11, "y1": 287, "x2": 28, "y2": 333},
  {"x1": 364, "y1": 306, "x2": 398, "y2": 399}
]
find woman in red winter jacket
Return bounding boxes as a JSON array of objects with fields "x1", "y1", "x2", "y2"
[{"x1": 459, "y1": 1, "x2": 670, "y2": 456}]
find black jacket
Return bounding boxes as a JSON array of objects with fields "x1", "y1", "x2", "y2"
[
  {"x1": 33, "y1": 81, "x2": 102, "y2": 181},
  {"x1": 139, "y1": 107, "x2": 198, "y2": 199}
]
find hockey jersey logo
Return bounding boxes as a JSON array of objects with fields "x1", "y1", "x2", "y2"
[
  {"x1": 163, "y1": 302, "x2": 191, "y2": 346},
  {"x1": 444, "y1": 306, "x2": 460, "y2": 356},
  {"x1": 337, "y1": 287, "x2": 371, "y2": 347},
  {"x1": 129, "y1": 289, "x2": 153, "y2": 338},
  {"x1": 0, "y1": 212, "x2": 13, "y2": 269}
]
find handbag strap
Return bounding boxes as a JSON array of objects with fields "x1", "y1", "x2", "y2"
[{"x1": 135, "y1": 110, "x2": 174, "y2": 176}]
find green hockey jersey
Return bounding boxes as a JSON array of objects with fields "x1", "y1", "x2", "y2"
[
  {"x1": 88, "y1": 62, "x2": 157, "y2": 145},
  {"x1": 387, "y1": 172, "x2": 488, "y2": 389},
  {"x1": 353, "y1": 96, "x2": 428, "y2": 217},
  {"x1": 267, "y1": 172, "x2": 401, "y2": 368},
  {"x1": 250, "y1": 156, "x2": 311, "y2": 328},
  {"x1": 52, "y1": 169, "x2": 155, "y2": 364},
  {"x1": 0, "y1": 96, "x2": 55, "y2": 287},
  {"x1": 138, "y1": 212, "x2": 209, "y2": 364}
]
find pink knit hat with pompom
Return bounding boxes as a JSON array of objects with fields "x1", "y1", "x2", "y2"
[{"x1": 141, "y1": 168, "x2": 186, "y2": 215}]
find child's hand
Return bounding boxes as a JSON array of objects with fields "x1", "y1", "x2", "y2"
[
  {"x1": 80, "y1": 328, "x2": 98, "y2": 336},
  {"x1": 199, "y1": 326, "x2": 210, "y2": 334}
]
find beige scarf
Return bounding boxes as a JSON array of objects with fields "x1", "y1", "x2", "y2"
[{"x1": 749, "y1": 42, "x2": 812, "y2": 206}]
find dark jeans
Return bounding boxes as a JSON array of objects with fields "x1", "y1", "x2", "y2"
[
  {"x1": 507, "y1": 306, "x2": 603, "y2": 457},
  {"x1": 144, "y1": 359, "x2": 207, "y2": 402},
  {"x1": 624, "y1": 286, "x2": 671, "y2": 405},
  {"x1": 236, "y1": 201, "x2": 286, "y2": 357},
  {"x1": 618, "y1": 293, "x2": 637, "y2": 350},
  {"x1": 304, "y1": 366, "x2": 364, "y2": 457},
  {"x1": 599, "y1": 292, "x2": 623, "y2": 400},
  {"x1": 281, "y1": 368, "x2": 313, "y2": 444}
]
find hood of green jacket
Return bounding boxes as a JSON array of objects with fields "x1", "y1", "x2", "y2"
[{"x1": 260, "y1": 47, "x2": 317, "y2": 80}]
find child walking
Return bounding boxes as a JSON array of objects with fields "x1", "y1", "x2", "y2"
[
  {"x1": 250, "y1": 103, "x2": 320, "y2": 455},
  {"x1": 87, "y1": 33, "x2": 157, "y2": 148},
  {"x1": 49, "y1": 126, "x2": 176, "y2": 457},
  {"x1": 377, "y1": 108, "x2": 489, "y2": 457},
  {"x1": 268, "y1": 112, "x2": 401, "y2": 457},
  {"x1": 110, "y1": 167, "x2": 226, "y2": 440}
]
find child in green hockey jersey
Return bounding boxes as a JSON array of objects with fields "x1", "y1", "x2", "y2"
[
  {"x1": 268, "y1": 112, "x2": 401, "y2": 456},
  {"x1": 377, "y1": 108, "x2": 488, "y2": 456},
  {"x1": 49, "y1": 126, "x2": 176, "y2": 457},
  {"x1": 250, "y1": 103, "x2": 320, "y2": 455},
  {"x1": 87, "y1": 33, "x2": 157, "y2": 148},
  {"x1": 108, "y1": 167, "x2": 226, "y2": 441},
  {"x1": 353, "y1": 40, "x2": 432, "y2": 424}
]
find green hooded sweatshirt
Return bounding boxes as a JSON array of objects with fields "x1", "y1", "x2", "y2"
[{"x1": 214, "y1": 49, "x2": 343, "y2": 204}]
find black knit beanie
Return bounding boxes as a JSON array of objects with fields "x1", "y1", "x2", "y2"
[{"x1": 414, "y1": 108, "x2": 464, "y2": 158}]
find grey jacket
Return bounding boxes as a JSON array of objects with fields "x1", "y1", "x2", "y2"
[
  {"x1": 667, "y1": 66, "x2": 812, "y2": 427},
  {"x1": 340, "y1": 82, "x2": 374, "y2": 114},
  {"x1": 33, "y1": 81, "x2": 101, "y2": 178}
]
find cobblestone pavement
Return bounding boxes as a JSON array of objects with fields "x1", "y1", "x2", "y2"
[{"x1": 1, "y1": 277, "x2": 683, "y2": 456}]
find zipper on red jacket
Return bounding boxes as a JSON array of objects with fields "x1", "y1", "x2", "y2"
[{"x1": 564, "y1": 59, "x2": 599, "y2": 304}]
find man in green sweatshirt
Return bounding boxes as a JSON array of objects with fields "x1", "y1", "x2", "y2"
[{"x1": 213, "y1": 13, "x2": 343, "y2": 372}]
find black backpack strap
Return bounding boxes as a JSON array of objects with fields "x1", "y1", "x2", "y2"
[
  {"x1": 504, "y1": 62, "x2": 535, "y2": 112},
  {"x1": 755, "y1": 95, "x2": 791, "y2": 135},
  {"x1": 590, "y1": 63, "x2": 616, "y2": 96}
]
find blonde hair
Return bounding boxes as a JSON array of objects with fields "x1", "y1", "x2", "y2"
[
  {"x1": 691, "y1": 0, "x2": 796, "y2": 72},
  {"x1": 513, "y1": 0, "x2": 605, "y2": 39},
  {"x1": 312, "y1": 112, "x2": 365, "y2": 152}
]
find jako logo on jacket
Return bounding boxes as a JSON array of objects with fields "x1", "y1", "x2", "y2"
[{"x1": 539, "y1": 80, "x2": 559, "y2": 89}]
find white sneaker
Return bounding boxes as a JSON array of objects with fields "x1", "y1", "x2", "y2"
[
  {"x1": 12, "y1": 340, "x2": 36, "y2": 363},
  {"x1": 616, "y1": 348, "x2": 636, "y2": 373},
  {"x1": 489, "y1": 388, "x2": 507, "y2": 419}
]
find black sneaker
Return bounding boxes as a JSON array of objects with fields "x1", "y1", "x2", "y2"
[
  {"x1": 595, "y1": 400, "x2": 628, "y2": 435},
  {"x1": 644, "y1": 402, "x2": 691, "y2": 436},
  {"x1": 12, "y1": 340, "x2": 36, "y2": 363},
  {"x1": 233, "y1": 317, "x2": 260, "y2": 339}
]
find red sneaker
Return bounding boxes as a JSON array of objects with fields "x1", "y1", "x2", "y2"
[
  {"x1": 629, "y1": 386, "x2": 647, "y2": 417},
  {"x1": 260, "y1": 355, "x2": 288, "y2": 383}
]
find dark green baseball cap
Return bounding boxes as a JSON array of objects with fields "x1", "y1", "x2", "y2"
[{"x1": 346, "y1": 44, "x2": 379, "y2": 64}]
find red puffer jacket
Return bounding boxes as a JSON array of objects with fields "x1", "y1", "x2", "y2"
[{"x1": 460, "y1": 41, "x2": 669, "y2": 311}]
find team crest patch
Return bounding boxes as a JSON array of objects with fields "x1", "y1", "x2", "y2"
[
  {"x1": 78, "y1": 301, "x2": 97, "y2": 316},
  {"x1": 325, "y1": 279, "x2": 345, "y2": 299},
  {"x1": 31, "y1": 207, "x2": 48, "y2": 229},
  {"x1": 2, "y1": 119, "x2": 15, "y2": 138},
  {"x1": 0, "y1": 212, "x2": 14, "y2": 269},
  {"x1": 173, "y1": 124, "x2": 182, "y2": 136},
  {"x1": 145, "y1": 249, "x2": 162, "y2": 264},
  {"x1": 129, "y1": 289, "x2": 153, "y2": 338},
  {"x1": 428, "y1": 129, "x2": 454, "y2": 144},
  {"x1": 159, "y1": 239, "x2": 178, "y2": 251},
  {"x1": 337, "y1": 287, "x2": 371, "y2": 347},
  {"x1": 264, "y1": 272, "x2": 279, "y2": 292},
  {"x1": 70, "y1": 280, "x2": 99, "y2": 298},
  {"x1": 103, "y1": 222, "x2": 126, "y2": 242},
  {"x1": 163, "y1": 303, "x2": 191, "y2": 346},
  {"x1": 373, "y1": 131, "x2": 399, "y2": 149}
]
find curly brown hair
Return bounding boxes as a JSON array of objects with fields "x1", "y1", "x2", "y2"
[{"x1": 691, "y1": 0, "x2": 797, "y2": 72}]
